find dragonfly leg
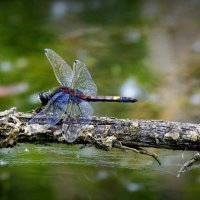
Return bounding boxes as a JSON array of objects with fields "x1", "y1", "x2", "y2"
[{"x1": 77, "y1": 103, "x2": 83, "y2": 115}]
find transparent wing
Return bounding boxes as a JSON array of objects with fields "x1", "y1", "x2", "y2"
[
  {"x1": 71, "y1": 60, "x2": 97, "y2": 96},
  {"x1": 77, "y1": 100, "x2": 94, "y2": 116},
  {"x1": 62, "y1": 100, "x2": 94, "y2": 142},
  {"x1": 29, "y1": 91, "x2": 69, "y2": 131},
  {"x1": 45, "y1": 49, "x2": 73, "y2": 87}
]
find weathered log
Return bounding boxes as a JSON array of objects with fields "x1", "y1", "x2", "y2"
[{"x1": 0, "y1": 107, "x2": 199, "y2": 151}]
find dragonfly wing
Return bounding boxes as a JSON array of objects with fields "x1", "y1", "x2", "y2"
[
  {"x1": 45, "y1": 49, "x2": 73, "y2": 87},
  {"x1": 62, "y1": 100, "x2": 94, "y2": 142},
  {"x1": 77, "y1": 100, "x2": 94, "y2": 116},
  {"x1": 71, "y1": 60, "x2": 97, "y2": 96},
  {"x1": 29, "y1": 91, "x2": 69, "y2": 131}
]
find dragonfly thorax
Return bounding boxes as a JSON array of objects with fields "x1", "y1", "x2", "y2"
[
  {"x1": 39, "y1": 87, "x2": 88, "y2": 106},
  {"x1": 59, "y1": 87, "x2": 86, "y2": 104},
  {"x1": 38, "y1": 87, "x2": 69, "y2": 106}
]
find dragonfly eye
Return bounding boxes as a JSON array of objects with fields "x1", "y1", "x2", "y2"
[{"x1": 39, "y1": 92, "x2": 49, "y2": 106}]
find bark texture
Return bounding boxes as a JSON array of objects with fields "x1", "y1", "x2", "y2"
[{"x1": 0, "y1": 108, "x2": 199, "y2": 151}]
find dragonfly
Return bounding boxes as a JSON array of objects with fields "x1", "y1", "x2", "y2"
[{"x1": 29, "y1": 49, "x2": 138, "y2": 142}]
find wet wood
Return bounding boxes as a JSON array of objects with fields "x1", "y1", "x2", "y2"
[{"x1": 0, "y1": 107, "x2": 199, "y2": 151}]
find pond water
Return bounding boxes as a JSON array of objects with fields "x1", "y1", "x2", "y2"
[
  {"x1": 0, "y1": 0, "x2": 200, "y2": 199},
  {"x1": 0, "y1": 144, "x2": 199, "y2": 200}
]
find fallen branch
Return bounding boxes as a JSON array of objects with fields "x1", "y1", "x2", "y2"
[
  {"x1": 1, "y1": 107, "x2": 200, "y2": 150},
  {"x1": 0, "y1": 107, "x2": 199, "y2": 173}
]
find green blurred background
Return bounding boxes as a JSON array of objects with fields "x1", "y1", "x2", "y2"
[{"x1": 0, "y1": 0, "x2": 200, "y2": 199}]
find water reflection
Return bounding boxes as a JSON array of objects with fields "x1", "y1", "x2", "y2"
[{"x1": 0, "y1": 144, "x2": 199, "y2": 199}]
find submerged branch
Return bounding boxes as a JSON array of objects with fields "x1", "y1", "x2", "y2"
[{"x1": 0, "y1": 107, "x2": 199, "y2": 152}]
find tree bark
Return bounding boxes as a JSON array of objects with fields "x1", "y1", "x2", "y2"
[{"x1": 0, "y1": 107, "x2": 199, "y2": 151}]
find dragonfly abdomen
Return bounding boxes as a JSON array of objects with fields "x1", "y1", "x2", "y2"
[{"x1": 85, "y1": 96, "x2": 138, "y2": 103}]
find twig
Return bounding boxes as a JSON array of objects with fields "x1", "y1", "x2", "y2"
[
  {"x1": 113, "y1": 141, "x2": 161, "y2": 165},
  {"x1": 177, "y1": 153, "x2": 200, "y2": 177}
]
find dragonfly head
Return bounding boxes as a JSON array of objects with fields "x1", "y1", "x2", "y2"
[{"x1": 39, "y1": 91, "x2": 50, "y2": 106}]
